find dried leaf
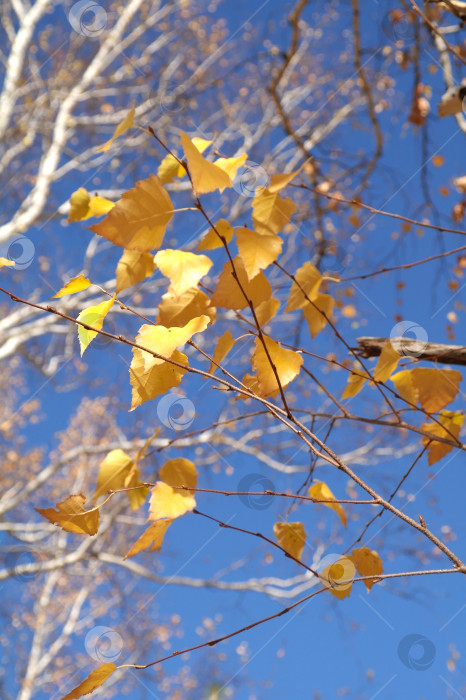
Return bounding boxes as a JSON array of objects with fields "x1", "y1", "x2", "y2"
[
  {"x1": 60, "y1": 663, "x2": 117, "y2": 700},
  {"x1": 351, "y1": 547, "x2": 384, "y2": 591},
  {"x1": 124, "y1": 520, "x2": 172, "y2": 558},
  {"x1": 36, "y1": 495, "x2": 99, "y2": 536},
  {"x1": 309, "y1": 481, "x2": 347, "y2": 527},
  {"x1": 273, "y1": 522, "x2": 306, "y2": 561},
  {"x1": 421, "y1": 411, "x2": 465, "y2": 465}
]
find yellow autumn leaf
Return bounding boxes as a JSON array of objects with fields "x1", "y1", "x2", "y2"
[
  {"x1": 133, "y1": 316, "x2": 210, "y2": 367},
  {"x1": 157, "y1": 288, "x2": 215, "y2": 328},
  {"x1": 309, "y1": 481, "x2": 346, "y2": 528},
  {"x1": 320, "y1": 557, "x2": 355, "y2": 599},
  {"x1": 351, "y1": 547, "x2": 384, "y2": 591},
  {"x1": 124, "y1": 520, "x2": 172, "y2": 559},
  {"x1": 158, "y1": 137, "x2": 212, "y2": 184},
  {"x1": 341, "y1": 370, "x2": 368, "y2": 400},
  {"x1": 285, "y1": 262, "x2": 322, "y2": 312},
  {"x1": 236, "y1": 227, "x2": 283, "y2": 280},
  {"x1": 94, "y1": 449, "x2": 133, "y2": 499},
  {"x1": 154, "y1": 249, "x2": 213, "y2": 295},
  {"x1": 208, "y1": 329, "x2": 235, "y2": 374},
  {"x1": 372, "y1": 341, "x2": 401, "y2": 382},
  {"x1": 60, "y1": 663, "x2": 117, "y2": 700},
  {"x1": 391, "y1": 369, "x2": 418, "y2": 405},
  {"x1": 213, "y1": 152, "x2": 248, "y2": 179},
  {"x1": 89, "y1": 174, "x2": 173, "y2": 252},
  {"x1": 211, "y1": 256, "x2": 271, "y2": 310},
  {"x1": 267, "y1": 161, "x2": 309, "y2": 192},
  {"x1": 88, "y1": 195, "x2": 115, "y2": 217},
  {"x1": 180, "y1": 131, "x2": 231, "y2": 195},
  {"x1": 97, "y1": 101, "x2": 135, "y2": 152},
  {"x1": 0, "y1": 257, "x2": 15, "y2": 268},
  {"x1": 251, "y1": 336, "x2": 303, "y2": 398},
  {"x1": 302, "y1": 292, "x2": 335, "y2": 338},
  {"x1": 196, "y1": 219, "x2": 234, "y2": 251},
  {"x1": 130, "y1": 348, "x2": 188, "y2": 411},
  {"x1": 421, "y1": 411, "x2": 465, "y2": 465},
  {"x1": 77, "y1": 296, "x2": 115, "y2": 356},
  {"x1": 160, "y1": 457, "x2": 197, "y2": 494},
  {"x1": 51, "y1": 274, "x2": 91, "y2": 298},
  {"x1": 273, "y1": 522, "x2": 306, "y2": 561},
  {"x1": 149, "y1": 481, "x2": 196, "y2": 520},
  {"x1": 252, "y1": 187, "x2": 296, "y2": 235},
  {"x1": 411, "y1": 367, "x2": 462, "y2": 413},
  {"x1": 115, "y1": 249, "x2": 155, "y2": 294},
  {"x1": 255, "y1": 297, "x2": 280, "y2": 326},
  {"x1": 68, "y1": 188, "x2": 91, "y2": 222},
  {"x1": 36, "y1": 494, "x2": 99, "y2": 536},
  {"x1": 237, "y1": 372, "x2": 261, "y2": 401}
]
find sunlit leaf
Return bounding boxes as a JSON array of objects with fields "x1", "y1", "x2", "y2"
[
  {"x1": 421, "y1": 411, "x2": 465, "y2": 465},
  {"x1": 130, "y1": 349, "x2": 188, "y2": 411},
  {"x1": 36, "y1": 495, "x2": 99, "y2": 536},
  {"x1": 309, "y1": 481, "x2": 346, "y2": 528},
  {"x1": 160, "y1": 458, "x2": 197, "y2": 494},
  {"x1": 60, "y1": 663, "x2": 117, "y2": 700},
  {"x1": 302, "y1": 293, "x2": 335, "y2": 338},
  {"x1": 237, "y1": 372, "x2": 261, "y2": 401},
  {"x1": 77, "y1": 296, "x2": 115, "y2": 356},
  {"x1": 154, "y1": 249, "x2": 213, "y2": 295},
  {"x1": 0, "y1": 257, "x2": 15, "y2": 268},
  {"x1": 273, "y1": 522, "x2": 306, "y2": 561},
  {"x1": 115, "y1": 249, "x2": 155, "y2": 294},
  {"x1": 268, "y1": 161, "x2": 308, "y2": 193},
  {"x1": 89, "y1": 175, "x2": 173, "y2": 252},
  {"x1": 372, "y1": 341, "x2": 401, "y2": 382},
  {"x1": 157, "y1": 288, "x2": 216, "y2": 328},
  {"x1": 133, "y1": 316, "x2": 210, "y2": 366},
  {"x1": 411, "y1": 367, "x2": 462, "y2": 413},
  {"x1": 341, "y1": 370, "x2": 368, "y2": 400},
  {"x1": 149, "y1": 481, "x2": 196, "y2": 520},
  {"x1": 97, "y1": 101, "x2": 135, "y2": 152},
  {"x1": 351, "y1": 547, "x2": 384, "y2": 591},
  {"x1": 285, "y1": 262, "x2": 322, "y2": 312},
  {"x1": 196, "y1": 219, "x2": 234, "y2": 251},
  {"x1": 213, "y1": 153, "x2": 248, "y2": 180},
  {"x1": 320, "y1": 557, "x2": 355, "y2": 599},
  {"x1": 94, "y1": 449, "x2": 133, "y2": 499},
  {"x1": 68, "y1": 188, "x2": 114, "y2": 223},
  {"x1": 51, "y1": 274, "x2": 91, "y2": 298},
  {"x1": 211, "y1": 256, "x2": 271, "y2": 310},
  {"x1": 88, "y1": 196, "x2": 115, "y2": 218},
  {"x1": 236, "y1": 227, "x2": 283, "y2": 280},
  {"x1": 158, "y1": 137, "x2": 212, "y2": 184},
  {"x1": 180, "y1": 131, "x2": 231, "y2": 195},
  {"x1": 391, "y1": 369, "x2": 417, "y2": 405},
  {"x1": 255, "y1": 297, "x2": 280, "y2": 326},
  {"x1": 252, "y1": 187, "x2": 296, "y2": 235},
  {"x1": 124, "y1": 520, "x2": 172, "y2": 558},
  {"x1": 208, "y1": 329, "x2": 235, "y2": 374},
  {"x1": 251, "y1": 336, "x2": 303, "y2": 398}
]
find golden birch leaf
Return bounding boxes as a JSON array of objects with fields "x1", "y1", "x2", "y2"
[
  {"x1": 213, "y1": 153, "x2": 247, "y2": 179},
  {"x1": 124, "y1": 520, "x2": 172, "y2": 559},
  {"x1": 88, "y1": 195, "x2": 115, "y2": 217},
  {"x1": 51, "y1": 274, "x2": 91, "y2": 298},
  {"x1": 236, "y1": 227, "x2": 283, "y2": 280},
  {"x1": 320, "y1": 557, "x2": 355, "y2": 599},
  {"x1": 36, "y1": 495, "x2": 99, "y2": 536},
  {"x1": 77, "y1": 296, "x2": 115, "y2": 356},
  {"x1": 372, "y1": 341, "x2": 401, "y2": 382},
  {"x1": 309, "y1": 481, "x2": 346, "y2": 528},
  {"x1": 196, "y1": 219, "x2": 234, "y2": 252},
  {"x1": 351, "y1": 547, "x2": 384, "y2": 591},
  {"x1": 94, "y1": 449, "x2": 133, "y2": 499},
  {"x1": 285, "y1": 262, "x2": 322, "y2": 312},
  {"x1": 252, "y1": 188, "x2": 296, "y2": 235},
  {"x1": 268, "y1": 163, "x2": 308, "y2": 193},
  {"x1": 160, "y1": 458, "x2": 197, "y2": 494},
  {"x1": 421, "y1": 411, "x2": 465, "y2": 465},
  {"x1": 133, "y1": 316, "x2": 209, "y2": 366},
  {"x1": 411, "y1": 367, "x2": 462, "y2": 413},
  {"x1": 158, "y1": 137, "x2": 212, "y2": 184},
  {"x1": 60, "y1": 663, "x2": 117, "y2": 700},
  {"x1": 130, "y1": 349, "x2": 188, "y2": 411},
  {"x1": 149, "y1": 481, "x2": 196, "y2": 520},
  {"x1": 154, "y1": 249, "x2": 213, "y2": 295},
  {"x1": 97, "y1": 101, "x2": 135, "y2": 152},
  {"x1": 208, "y1": 329, "x2": 235, "y2": 374},
  {"x1": 302, "y1": 292, "x2": 335, "y2": 338},
  {"x1": 237, "y1": 372, "x2": 261, "y2": 401},
  {"x1": 157, "y1": 288, "x2": 215, "y2": 327},
  {"x1": 0, "y1": 257, "x2": 14, "y2": 268},
  {"x1": 211, "y1": 256, "x2": 271, "y2": 310},
  {"x1": 251, "y1": 336, "x2": 303, "y2": 398},
  {"x1": 391, "y1": 369, "x2": 418, "y2": 405},
  {"x1": 255, "y1": 297, "x2": 280, "y2": 326},
  {"x1": 273, "y1": 522, "x2": 306, "y2": 561},
  {"x1": 124, "y1": 470, "x2": 149, "y2": 512},
  {"x1": 180, "y1": 131, "x2": 231, "y2": 195},
  {"x1": 341, "y1": 371, "x2": 368, "y2": 400},
  {"x1": 115, "y1": 249, "x2": 155, "y2": 294},
  {"x1": 68, "y1": 188, "x2": 92, "y2": 222},
  {"x1": 89, "y1": 174, "x2": 173, "y2": 252}
]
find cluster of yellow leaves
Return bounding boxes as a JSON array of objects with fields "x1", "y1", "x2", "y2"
[{"x1": 320, "y1": 548, "x2": 383, "y2": 600}]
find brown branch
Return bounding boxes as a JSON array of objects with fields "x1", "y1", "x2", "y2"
[{"x1": 355, "y1": 337, "x2": 466, "y2": 367}]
